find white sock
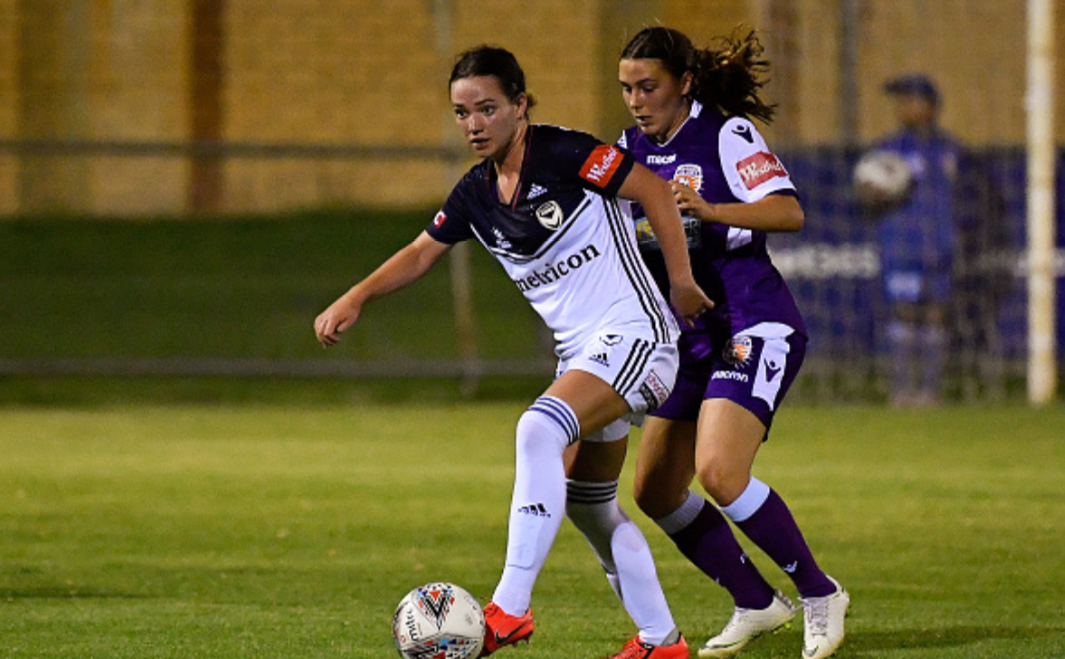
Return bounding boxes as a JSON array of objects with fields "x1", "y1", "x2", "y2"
[
  {"x1": 566, "y1": 479, "x2": 677, "y2": 646},
  {"x1": 654, "y1": 489, "x2": 705, "y2": 534},
  {"x1": 721, "y1": 477, "x2": 771, "y2": 523},
  {"x1": 567, "y1": 480, "x2": 623, "y2": 597},
  {"x1": 491, "y1": 396, "x2": 577, "y2": 615}
]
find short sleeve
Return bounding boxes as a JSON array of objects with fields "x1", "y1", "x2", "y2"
[
  {"x1": 718, "y1": 117, "x2": 796, "y2": 203},
  {"x1": 546, "y1": 126, "x2": 636, "y2": 198},
  {"x1": 425, "y1": 183, "x2": 476, "y2": 244}
]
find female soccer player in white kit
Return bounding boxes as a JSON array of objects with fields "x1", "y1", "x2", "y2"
[{"x1": 314, "y1": 46, "x2": 712, "y2": 659}]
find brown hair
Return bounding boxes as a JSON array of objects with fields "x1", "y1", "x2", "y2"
[
  {"x1": 621, "y1": 26, "x2": 775, "y2": 124},
  {"x1": 450, "y1": 45, "x2": 537, "y2": 115}
]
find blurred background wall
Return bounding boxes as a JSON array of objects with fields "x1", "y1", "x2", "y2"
[
  {"x1": 0, "y1": 0, "x2": 1061, "y2": 403},
  {"x1": 1, "y1": 0, "x2": 1059, "y2": 215}
]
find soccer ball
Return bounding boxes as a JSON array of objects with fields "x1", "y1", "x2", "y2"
[
  {"x1": 853, "y1": 149, "x2": 914, "y2": 208},
  {"x1": 392, "y1": 582, "x2": 485, "y2": 659}
]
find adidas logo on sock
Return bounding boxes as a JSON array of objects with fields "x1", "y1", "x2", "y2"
[{"x1": 517, "y1": 503, "x2": 551, "y2": 517}]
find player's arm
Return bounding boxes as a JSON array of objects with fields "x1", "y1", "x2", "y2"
[
  {"x1": 314, "y1": 231, "x2": 452, "y2": 347},
  {"x1": 619, "y1": 163, "x2": 714, "y2": 324},
  {"x1": 690, "y1": 116, "x2": 803, "y2": 232},
  {"x1": 671, "y1": 186, "x2": 804, "y2": 232}
]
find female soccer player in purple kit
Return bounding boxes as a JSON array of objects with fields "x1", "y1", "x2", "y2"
[{"x1": 616, "y1": 27, "x2": 849, "y2": 659}]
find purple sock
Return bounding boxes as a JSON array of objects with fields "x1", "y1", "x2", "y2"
[
  {"x1": 667, "y1": 499, "x2": 775, "y2": 609},
  {"x1": 734, "y1": 488, "x2": 835, "y2": 598}
]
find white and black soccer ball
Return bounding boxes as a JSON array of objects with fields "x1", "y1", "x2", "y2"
[
  {"x1": 392, "y1": 582, "x2": 485, "y2": 659},
  {"x1": 853, "y1": 149, "x2": 914, "y2": 208}
]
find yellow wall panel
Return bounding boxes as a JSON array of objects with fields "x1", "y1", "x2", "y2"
[
  {"x1": 1, "y1": 0, "x2": 1060, "y2": 215},
  {"x1": 0, "y1": 0, "x2": 18, "y2": 214}
]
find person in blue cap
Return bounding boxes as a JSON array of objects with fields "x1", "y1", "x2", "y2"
[{"x1": 866, "y1": 72, "x2": 961, "y2": 407}]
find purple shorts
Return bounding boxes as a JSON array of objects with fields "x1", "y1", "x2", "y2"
[{"x1": 652, "y1": 324, "x2": 806, "y2": 434}]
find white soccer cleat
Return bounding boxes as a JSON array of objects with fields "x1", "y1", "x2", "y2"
[
  {"x1": 698, "y1": 590, "x2": 799, "y2": 658},
  {"x1": 800, "y1": 576, "x2": 849, "y2": 659}
]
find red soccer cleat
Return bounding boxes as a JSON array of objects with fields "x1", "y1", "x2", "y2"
[
  {"x1": 605, "y1": 634, "x2": 690, "y2": 659},
  {"x1": 479, "y1": 601, "x2": 535, "y2": 656}
]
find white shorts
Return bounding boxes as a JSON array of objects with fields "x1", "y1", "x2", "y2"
[{"x1": 556, "y1": 330, "x2": 679, "y2": 443}]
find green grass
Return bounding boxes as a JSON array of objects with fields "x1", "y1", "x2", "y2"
[
  {"x1": 0, "y1": 211, "x2": 542, "y2": 362},
  {"x1": 2, "y1": 402, "x2": 1063, "y2": 658},
  {"x1": 2, "y1": 211, "x2": 1053, "y2": 405}
]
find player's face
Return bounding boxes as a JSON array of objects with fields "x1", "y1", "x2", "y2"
[
  {"x1": 619, "y1": 58, "x2": 692, "y2": 143},
  {"x1": 450, "y1": 75, "x2": 527, "y2": 161}
]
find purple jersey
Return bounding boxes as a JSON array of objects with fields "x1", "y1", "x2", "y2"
[{"x1": 619, "y1": 101, "x2": 807, "y2": 361}]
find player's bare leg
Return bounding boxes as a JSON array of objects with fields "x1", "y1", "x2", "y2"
[{"x1": 698, "y1": 399, "x2": 845, "y2": 658}]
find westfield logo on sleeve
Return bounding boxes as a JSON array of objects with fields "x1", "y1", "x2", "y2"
[{"x1": 736, "y1": 151, "x2": 787, "y2": 189}]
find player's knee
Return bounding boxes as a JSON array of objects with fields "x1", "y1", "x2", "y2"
[
  {"x1": 695, "y1": 458, "x2": 747, "y2": 507},
  {"x1": 565, "y1": 480, "x2": 624, "y2": 534},
  {"x1": 516, "y1": 396, "x2": 579, "y2": 456},
  {"x1": 514, "y1": 410, "x2": 553, "y2": 457}
]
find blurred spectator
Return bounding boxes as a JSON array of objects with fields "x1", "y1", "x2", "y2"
[{"x1": 858, "y1": 73, "x2": 1006, "y2": 406}]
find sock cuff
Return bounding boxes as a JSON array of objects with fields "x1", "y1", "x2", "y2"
[
  {"x1": 654, "y1": 490, "x2": 705, "y2": 535},
  {"x1": 721, "y1": 477, "x2": 771, "y2": 523},
  {"x1": 566, "y1": 479, "x2": 619, "y2": 505},
  {"x1": 526, "y1": 395, "x2": 580, "y2": 445}
]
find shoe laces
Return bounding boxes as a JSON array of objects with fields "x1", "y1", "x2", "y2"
[
  {"x1": 611, "y1": 638, "x2": 643, "y2": 659},
  {"x1": 803, "y1": 596, "x2": 829, "y2": 637},
  {"x1": 721, "y1": 607, "x2": 743, "y2": 631}
]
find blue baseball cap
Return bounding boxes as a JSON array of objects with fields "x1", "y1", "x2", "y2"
[{"x1": 883, "y1": 73, "x2": 940, "y2": 105}]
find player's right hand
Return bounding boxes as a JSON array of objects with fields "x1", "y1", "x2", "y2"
[
  {"x1": 314, "y1": 300, "x2": 360, "y2": 347},
  {"x1": 670, "y1": 279, "x2": 714, "y2": 327}
]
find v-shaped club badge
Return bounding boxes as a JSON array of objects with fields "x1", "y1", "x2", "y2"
[{"x1": 536, "y1": 201, "x2": 563, "y2": 230}]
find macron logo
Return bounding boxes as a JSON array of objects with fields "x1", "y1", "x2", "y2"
[
  {"x1": 580, "y1": 145, "x2": 622, "y2": 188},
  {"x1": 736, "y1": 151, "x2": 786, "y2": 190},
  {"x1": 712, "y1": 370, "x2": 749, "y2": 383},
  {"x1": 732, "y1": 124, "x2": 754, "y2": 143}
]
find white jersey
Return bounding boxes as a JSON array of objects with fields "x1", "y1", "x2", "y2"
[{"x1": 426, "y1": 124, "x2": 679, "y2": 359}]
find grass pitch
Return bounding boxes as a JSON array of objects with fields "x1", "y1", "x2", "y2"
[{"x1": 1, "y1": 401, "x2": 1063, "y2": 658}]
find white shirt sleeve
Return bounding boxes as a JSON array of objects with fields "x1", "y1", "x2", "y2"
[{"x1": 718, "y1": 117, "x2": 795, "y2": 203}]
